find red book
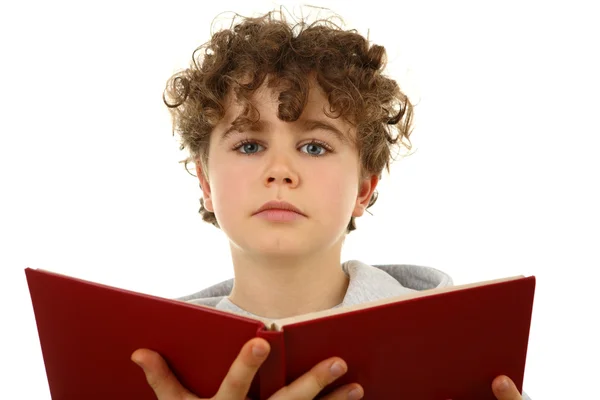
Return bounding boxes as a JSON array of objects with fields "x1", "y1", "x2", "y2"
[{"x1": 25, "y1": 268, "x2": 535, "y2": 399}]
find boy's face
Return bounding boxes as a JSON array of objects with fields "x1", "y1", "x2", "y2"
[{"x1": 196, "y1": 80, "x2": 378, "y2": 259}]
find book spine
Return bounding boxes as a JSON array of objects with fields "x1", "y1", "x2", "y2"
[{"x1": 256, "y1": 329, "x2": 285, "y2": 399}]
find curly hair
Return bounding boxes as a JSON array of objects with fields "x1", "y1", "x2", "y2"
[{"x1": 163, "y1": 9, "x2": 414, "y2": 233}]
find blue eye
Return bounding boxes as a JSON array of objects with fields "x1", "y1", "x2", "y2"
[
  {"x1": 232, "y1": 139, "x2": 332, "y2": 157},
  {"x1": 301, "y1": 143, "x2": 327, "y2": 156},
  {"x1": 239, "y1": 142, "x2": 263, "y2": 154}
]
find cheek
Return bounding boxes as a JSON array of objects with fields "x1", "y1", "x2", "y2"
[
  {"x1": 207, "y1": 161, "x2": 248, "y2": 214},
  {"x1": 311, "y1": 162, "x2": 359, "y2": 210}
]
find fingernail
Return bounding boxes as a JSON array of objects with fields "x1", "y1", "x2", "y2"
[
  {"x1": 348, "y1": 388, "x2": 363, "y2": 400},
  {"x1": 252, "y1": 344, "x2": 268, "y2": 357},
  {"x1": 330, "y1": 361, "x2": 345, "y2": 378},
  {"x1": 498, "y1": 378, "x2": 509, "y2": 391}
]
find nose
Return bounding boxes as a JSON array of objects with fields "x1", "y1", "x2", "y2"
[
  {"x1": 266, "y1": 175, "x2": 295, "y2": 185},
  {"x1": 265, "y1": 168, "x2": 298, "y2": 187},
  {"x1": 264, "y1": 154, "x2": 299, "y2": 188}
]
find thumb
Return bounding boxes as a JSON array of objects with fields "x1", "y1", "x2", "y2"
[
  {"x1": 131, "y1": 348, "x2": 196, "y2": 399},
  {"x1": 492, "y1": 375, "x2": 522, "y2": 400}
]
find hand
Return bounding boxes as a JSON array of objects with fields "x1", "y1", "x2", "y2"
[
  {"x1": 131, "y1": 337, "x2": 364, "y2": 400},
  {"x1": 492, "y1": 375, "x2": 522, "y2": 400}
]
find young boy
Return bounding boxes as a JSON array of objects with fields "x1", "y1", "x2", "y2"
[{"x1": 130, "y1": 10, "x2": 529, "y2": 400}]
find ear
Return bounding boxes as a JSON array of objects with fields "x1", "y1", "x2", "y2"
[
  {"x1": 352, "y1": 174, "x2": 379, "y2": 217},
  {"x1": 195, "y1": 161, "x2": 214, "y2": 213}
]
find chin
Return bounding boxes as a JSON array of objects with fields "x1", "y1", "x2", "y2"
[{"x1": 253, "y1": 241, "x2": 308, "y2": 256}]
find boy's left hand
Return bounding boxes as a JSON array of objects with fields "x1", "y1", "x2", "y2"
[{"x1": 492, "y1": 375, "x2": 522, "y2": 400}]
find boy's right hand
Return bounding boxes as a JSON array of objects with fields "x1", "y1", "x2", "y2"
[{"x1": 131, "y1": 337, "x2": 364, "y2": 400}]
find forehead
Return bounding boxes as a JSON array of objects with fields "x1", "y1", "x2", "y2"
[
  {"x1": 220, "y1": 79, "x2": 327, "y2": 115},
  {"x1": 216, "y1": 80, "x2": 356, "y2": 141}
]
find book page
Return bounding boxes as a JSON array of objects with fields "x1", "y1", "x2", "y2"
[{"x1": 271, "y1": 275, "x2": 525, "y2": 331}]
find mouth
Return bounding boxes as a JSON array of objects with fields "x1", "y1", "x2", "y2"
[
  {"x1": 253, "y1": 208, "x2": 306, "y2": 222},
  {"x1": 254, "y1": 200, "x2": 306, "y2": 217}
]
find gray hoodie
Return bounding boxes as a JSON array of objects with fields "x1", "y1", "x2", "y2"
[{"x1": 177, "y1": 260, "x2": 531, "y2": 399}]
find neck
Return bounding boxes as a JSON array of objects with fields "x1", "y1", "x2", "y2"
[{"x1": 227, "y1": 240, "x2": 349, "y2": 319}]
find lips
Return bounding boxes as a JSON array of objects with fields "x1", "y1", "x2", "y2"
[{"x1": 254, "y1": 200, "x2": 306, "y2": 216}]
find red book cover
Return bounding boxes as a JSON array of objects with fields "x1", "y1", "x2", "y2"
[{"x1": 25, "y1": 268, "x2": 535, "y2": 399}]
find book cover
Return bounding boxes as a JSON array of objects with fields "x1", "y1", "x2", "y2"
[{"x1": 25, "y1": 268, "x2": 535, "y2": 399}]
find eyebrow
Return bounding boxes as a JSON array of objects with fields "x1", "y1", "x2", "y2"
[{"x1": 218, "y1": 118, "x2": 351, "y2": 145}]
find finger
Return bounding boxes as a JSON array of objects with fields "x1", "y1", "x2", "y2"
[
  {"x1": 320, "y1": 383, "x2": 364, "y2": 400},
  {"x1": 131, "y1": 348, "x2": 197, "y2": 399},
  {"x1": 214, "y1": 338, "x2": 270, "y2": 399},
  {"x1": 492, "y1": 375, "x2": 522, "y2": 400},
  {"x1": 270, "y1": 357, "x2": 351, "y2": 400}
]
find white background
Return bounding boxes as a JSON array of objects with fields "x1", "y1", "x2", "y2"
[{"x1": 1, "y1": 0, "x2": 598, "y2": 398}]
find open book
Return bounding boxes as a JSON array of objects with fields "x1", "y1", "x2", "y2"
[{"x1": 25, "y1": 268, "x2": 535, "y2": 400}]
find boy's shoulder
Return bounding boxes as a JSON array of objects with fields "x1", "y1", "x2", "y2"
[{"x1": 175, "y1": 261, "x2": 453, "y2": 309}]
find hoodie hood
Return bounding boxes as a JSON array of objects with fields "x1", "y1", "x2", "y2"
[{"x1": 176, "y1": 260, "x2": 453, "y2": 316}]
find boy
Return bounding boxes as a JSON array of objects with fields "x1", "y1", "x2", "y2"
[{"x1": 130, "y1": 10, "x2": 529, "y2": 400}]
